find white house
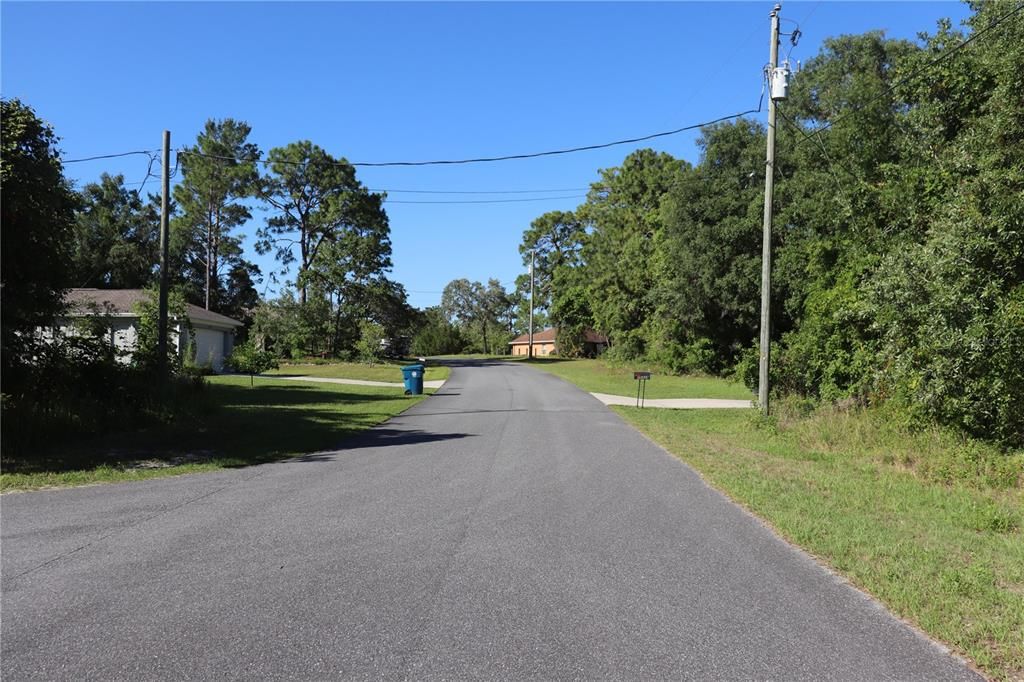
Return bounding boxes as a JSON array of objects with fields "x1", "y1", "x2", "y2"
[{"x1": 52, "y1": 289, "x2": 243, "y2": 372}]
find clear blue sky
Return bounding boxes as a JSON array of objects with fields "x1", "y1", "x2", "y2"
[{"x1": 2, "y1": 1, "x2": 972, "y2": 310}]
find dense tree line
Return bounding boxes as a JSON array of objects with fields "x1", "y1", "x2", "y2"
[
  {"x1": 27, "y1": 112, "x2": 413, "y2": 359},
  {"x1": 439, "y1": 278, "x2": 515, "y2": 354},
  {"x1": 406, "y1": 277, "x2": 521, "y2": 357},
  {"x1": 520, "y1": 4, "x2": 1023, "y2": 446},
  {"x1": 1, "y1": 99, "x2": 198, "y2": 454},
  {"x1": 1, "y1": 98, "x2": 79, "y2": 392},
  {"x1": 0, "y1": 102, "x2": 413, "y2": 453}
]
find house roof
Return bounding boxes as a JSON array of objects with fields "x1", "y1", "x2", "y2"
[
  {"x1": 65, "y1": 289, "x2": 243, "y2": 328},
  {"x1": 508, "y1": 328, "x2": 608, "y2": 345},
  {"x1": 509, "y1": 328, "x2": 557, "y2": 344}
]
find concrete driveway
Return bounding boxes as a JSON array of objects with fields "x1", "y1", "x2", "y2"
[{"x1": 1, "y1": 360, "x2": 978, "y2": 680}]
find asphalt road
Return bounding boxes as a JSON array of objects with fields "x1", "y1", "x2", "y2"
[{"x1": 2, "y1": 360, "x2": 979, "y2": 680}]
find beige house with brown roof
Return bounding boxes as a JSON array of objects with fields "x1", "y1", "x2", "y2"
[
  {"x1": 50, "y1": 289, "x2": 243, "y2": 372},
  {"x1": 508, "y1": 328, "x2": 609, "y2": 358}
]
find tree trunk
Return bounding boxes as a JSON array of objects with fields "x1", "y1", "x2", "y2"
[
  {"x1": 333, "y1": 291, "x2": 343, "y2": 356},
  {"x1": 205, "y1": 226, "x2": 212, "y2": 310},
  {"x1": 211, "y1": 207, "x2": 221, "y2": 311},
  {"x1": 299, "y1": 230, "x2": 309, "y2": 305}
]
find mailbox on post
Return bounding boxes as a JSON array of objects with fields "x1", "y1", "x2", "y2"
[{"x1": 634, "y1": 371, "x2": 651, "y2": 408}]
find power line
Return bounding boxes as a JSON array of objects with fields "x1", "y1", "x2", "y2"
[
  {"x1": 76, "y1": 156, "x2": 598, "y2": 195},
  {"x1": 63, "y1": 149, "x2": 160, "y2": 164},
  {"x1": 370, "y1": 187, "x2": 590, "y2": 195},
  {"x1": 794, "y1": 1, "x2": 1024, "y2": 147},
  {"x1": 384, "y1": 194, "x2": 586, "y2": 205},
  {"x1": 777, "y1": 108, "x2": 855, "y2": 213},
  {"x1": 353, "y1": 110, "x2": 761, "y2": 166},
  {"x1": 136, "y1": 153, "x2": 157, "y2": 195},
  {"x1": 173, "y1": 107, "x2": 760, "y2": 170},
  {"x1": 64, "y1": 104, "x2": 764, "y2": 194},
  {"x1": 797, "y1": 0, "x2": 823, "y2": 27},
  {"x1": 65, "y1": 103, "x2": 767, "y2": 198},
  {"x1": 119, "y1": 177, "x2": 592, "y2": 195}
]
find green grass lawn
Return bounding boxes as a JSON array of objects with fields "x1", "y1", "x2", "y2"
[
  {"x1": 616, "y1": 406, "x2": 1023, "y2": 680},
  {"x1": 266, "y1": 359, "x2": 449, "y2": 383},
  {"x1": 1, "y1": 376, "x2": 429, "y2": 492},
  {"x1": 524, "y1": 357, "x2": 753, "y2": 399}
]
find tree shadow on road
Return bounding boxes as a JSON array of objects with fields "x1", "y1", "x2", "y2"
[{"x1": 284, "y1": 427, "x2": 474, "y2": 463}]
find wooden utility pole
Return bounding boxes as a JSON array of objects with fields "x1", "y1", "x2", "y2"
[
  {"x1": 157, "y1": 130, "x2": 171, "y2": 376},
  {"x1": 758, "y1": 4, "x2": 781, "y2": 414},
  {"x1": 528, "y1": 249, "x2": 535, "y2": 360}
]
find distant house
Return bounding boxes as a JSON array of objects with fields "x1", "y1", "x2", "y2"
[
  {"x1": 48, "y1": 289, "x2": 243, "y2": 372},
  {"x1": 508, "y1": 328, "x2": 609, "y2": 358}
]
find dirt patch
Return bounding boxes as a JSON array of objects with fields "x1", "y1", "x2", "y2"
[{"x1": 128, "y1": 451, "x2": 216, "y2": 469}]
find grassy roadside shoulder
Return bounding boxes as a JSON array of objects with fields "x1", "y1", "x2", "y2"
[
  {"x1": 1, "y1": 376, "x2": 430, "y2": 492},
  {"x1": 523, "y1": 357, "x2": 752, "y2": 399},
  {"x1": 266, "y1": 358, "x2": 449, "y2": 383},
  {"x1": 615, "y1": 406, "x2": 1023, "y2": 680}
]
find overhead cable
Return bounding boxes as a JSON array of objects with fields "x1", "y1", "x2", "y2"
[
  {"x1": 63, "y1": 150, "x2": 161, "y2": 164},
  {"x1": 383, "y1": 194, "x2": 587, "y2": 205},
  {"x1": 370, "y1": 187, "x2": 590, "y2": 195},
  {"x1": 173, "y1": 108, "x2": 760, "y2": 171},
  {"x1": 354, "y1": 110, "x2": 761, "y2": 166}
]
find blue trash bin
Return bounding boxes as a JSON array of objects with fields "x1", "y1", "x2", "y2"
[{"x1": 401, "y1": 364, "x2": 425, "y2": 395}]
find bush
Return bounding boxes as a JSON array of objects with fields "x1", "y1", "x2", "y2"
[
  {"x1": 227, "y1": 341, "x2": 279, "y2": 386},
  {"x1": 1, "y1": 333, "x2": 206, "y2": 459},
  {"x1": 649, "y1": 337, "x2": 722, "y2": 375},
  {"x1": 131, "y1": 287, "x2": 191, "y2": 373},
  {"x1": 355, "y1": 321, "x2": 386, "y2": 363},
  {"x1": 555, "y1": 325, "x2": 588, "y2": 358},
  {"x1": 867, "y1": 226, "x2": 1024, "y2": 447},
  {"x1": 603, "y1": 329, "x2": 646, "y2": 363},
  {"x1": 733, "y1": 344, "x2": 760, "y2": 391},
  {"x1": 412, "y1": 319, "x2": 465, "y2": 356}
]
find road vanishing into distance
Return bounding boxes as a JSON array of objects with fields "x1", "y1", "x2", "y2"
[{"x1": 2, "y1": 360, "x2": 979, "y2": 680}]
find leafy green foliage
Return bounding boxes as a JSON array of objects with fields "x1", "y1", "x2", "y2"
[
  {"x1": 777, "y1": 5, "x2": 1024, "y2": 445},
  {"x1": 517, "y1": 7, "x2": 1023, "y2": 446},
  {"x1": 518, "y1": 210, "x2": 585, "y2": 313},
  {"x1": 551, "y1": 282, "x2": 593, "y2": 358},
  {"x1": 0, "y1": 98, "x2": 78, "y2": 389},
  {"x1": 0, "y1": 321, "x2": 205, "y2": 458},
  {"x1": 251, "y1": 288, "x2": 332, "y2": 359},
  {"x1": 412, "y1": 307, "x2": 466, "y2": 356},
  {"x1": 0, "y1": 102, "x2": 211, "y2": 459},
  {"x1": 131, "y1": 288, "x2": 192, "y2": 373},
  {"x1": 254, "y1": 140, "x2": 404, "y2": 358},
  {"x1": 355, "y1": 320, "x2": 387, "y2": 363},
  {"x1": 257, "y1": 141, "x2": 389, "y2": 305},
  {"x1": 659, "y1": 120, "x2": 768, "y2": 371},
  {"x1": 440, "y1": 278, "x2": 513, "y2": 354},
  {"x1": 72, "y1": 173, "x2": 160, "y2": 289},
  {"x1": 174, "y1": 118, "x2": 261, "y2": 316},
  {"x1": 580, "y1": 149, "x2": 688, "y2": 356},
  {"x1": 227, "y1": 340, "x2": 279, "y2": 386}
]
